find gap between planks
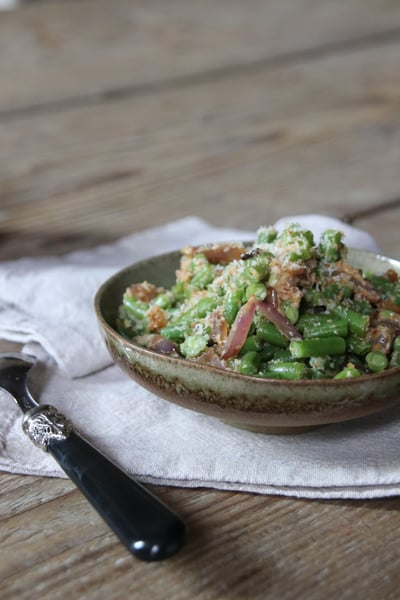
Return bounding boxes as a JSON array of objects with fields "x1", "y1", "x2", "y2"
[
  {"x1": 1, "y1": 26, "x2": 400, "y2": 123},
  {"x1": 342, "y1": 195, "x2": 400, "y2": 224}
]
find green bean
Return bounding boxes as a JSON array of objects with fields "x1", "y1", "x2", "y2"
[
  {"x1": 256, "y1": 226, "x2": 278, "y2": 245},
  {"x1": 260, "y1": 361, "x2": 309, "y2": 380},
  {"x1": 389, "y1": 351, "x2": 400, "y2": 368},
  {"x1": 224, "y1": 289, "x2": 244, "y2": 325},
  {"x1": 175, "y1": 296, "x2": 218, "y2": 324},
  {"x1": 268, "y1": 348, "x2": 295, "y2": 361},
  {"x1": 180, "y1": 334, "x2": 208, "y2": 358},
  {"x1": 122, "y1": 293, "x2": 149, "y2": 320},
  {"x1": 309, "y1": 369, "x2": 328, "y2": 379},
  {"x1": 255, "y1": 320, "x2": 288, "y2": 348},
  {"x1": 241, "y1": 256, "x2": 269, "y2": 283},
  {"x1": 152, "y1": 292, "x2": 173, "y2": 309},
  {"x1": 351, "y1": 299, "x2": 374, "y2": 315},
  {"x1": 289, "y1": 336, "x2": 346, "y2": 358},
  {"x1": 160, "y1": 323, "x2": 187, "y2": 342},
  {"x1": 238, "y1": 351, "x2": 261, "y2": 375},
  {"x1": 278, "y1": 226, "x2": 314, "y2": 261},
  {"x1": 346, "y1": 334, "x2": 371, "y2": 356},
  {"x1": 117, "y1": 310, "x2": 143, "y2": 337},
  {"x1": 323, "y1": 282, "x2": 352, "y2": 300},
  {"x1": 365, "y1": 273, "x2": 391, "y2": 292},
  {"x1": 240, "y1": 335, "x2": 263, "y2": 354},
  {"x1": 191, "y1": 263, "x2": 215, "y2": 289},
  {"x1": 334, "y1": 366, "x2": 361, "y2": 379},
  {"x1": 332, "y1": 306, "x2": 370, "y2": 337},
  {"x1": 297, "y1": 313, "x2": 348, "y2": 339},
  {"x1": 280, "y1": 300, "x2": 299, "y2": 324},
  {"x1": 188, "y1": 254, "x2": 208, "y2": 272},
  {"x1": 303, "y1": 288, "x2": 327, "y2": 307},
  {"x1": 248, "y1": 252, "x2": 271, "y2": 279},
  {"x1": 377, "y1": 309, "x2": 400, "y2": 326},
  {"x1": 318, "y1": 229, "x2": 345, "y2": 262},
  {"x1": 366, "y1": 351, "x2": 388, "y2": 373},
  {"x1": 309, "y1": 355, "x2": 344, "y2": 378},
  {"x1": 161, "y1": 296, "x2": 218, "y2": 341},
  {"x1": 258, "y1": 344, "x2": 279, "y2": 362},
  {"x1": 245, "y1": 282, "x2": 266, "y2": 301},
  {"x1": 365, "y1": 273, "x2": 400, "y2": 303},
  {"x1": 171, "y1": 281, "x2": 186, "y2": 302}
]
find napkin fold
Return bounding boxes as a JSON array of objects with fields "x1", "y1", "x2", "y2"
[{"x1": 1, "y1": 214, "x2": 399, "y2": 500}]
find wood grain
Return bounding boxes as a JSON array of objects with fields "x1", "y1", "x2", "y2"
[
  {"x1": 2, "y1": 0, "x2": 400, "y2": 113},
  {"x1": 1, "y1": 42, "x2": 400, "y2": 259},
  {"x1": 1, "y1": 1, "x2": 400, "y2": 598},
  {"x1": 2, "y1": 474, "x2": 400, "y2": 599}
]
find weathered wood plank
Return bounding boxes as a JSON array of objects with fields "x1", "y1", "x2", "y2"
[
  {"x1": 2, "y1": 0, "x2": 400, "y2": 112},
  {"x1": 1, "y1": 42, "x2": 400, "y2": 257},
  {"x1": 0, "y1": 473, "x2": 74, "y2": 520},
  {"x1": 2, "y1": 478, "x2": 400, "y2": 599}
]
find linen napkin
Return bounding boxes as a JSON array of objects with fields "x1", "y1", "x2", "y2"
[{"x1": 1, "y1": 214, "x2": 399, "y2": 500}]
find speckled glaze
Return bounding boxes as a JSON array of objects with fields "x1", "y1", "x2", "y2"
[{"x1": 94, "y1": 247, "x2": 400, "y2": 433}]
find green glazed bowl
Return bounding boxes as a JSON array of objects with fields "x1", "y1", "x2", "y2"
[{"x1": 94, "y1": 247, "x2": 400, "y2": 433}]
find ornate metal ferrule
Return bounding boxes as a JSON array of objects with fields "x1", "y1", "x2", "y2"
[{"x1": 22, "y1": 405, "x2": 73, "y2": 451}]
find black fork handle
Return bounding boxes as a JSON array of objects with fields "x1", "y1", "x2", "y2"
[
  {"x1": 47, "y1": 432, "x2": 185, "y2": 561},
  {"x1": 23, "y1": 405, "x2": 185, "y2": 561}
]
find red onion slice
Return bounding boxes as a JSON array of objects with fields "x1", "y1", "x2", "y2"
[
  {"x1": 222, "y1": 296, "x2": 302, "y2": 360},
  {"x1": 256, "y1": 301, "x2": 302, "y2": 340},
  {"x1": 222, "y1": 297, "x2": 258, "y2": 359}
]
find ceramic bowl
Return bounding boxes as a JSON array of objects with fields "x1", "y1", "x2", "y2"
[{"x1": 94, "y1": 247, "x2": 400, "y2": 433}]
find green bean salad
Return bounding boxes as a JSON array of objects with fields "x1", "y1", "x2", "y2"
[{"x1": 117, "y1": 224, "x2": 400, "y2": 380}]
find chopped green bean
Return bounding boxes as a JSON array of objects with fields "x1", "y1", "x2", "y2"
[
  {"x1": 160, "y1": 323, "x2": 187, "y2": 342},
  {"x1": 224, "y1": 289, "x2": 244, "y2": 325},
  {"x1": 334, "y1": 366, "x2": 361, "y2": 379},
  {"x1": 332, "y1": 306, "x2": 370, "y2": 337},
  {"x1": 365, "y1": 273, "x2": 400, "y2": 304},
  {"x1": 256, "y1": 226, "x2": 278, "y2": 245},
  {"x1": 297, "y1": 313, "x2": 348, "y2": 339},
  {"x1": 175, "y1": 296, "x2": 218, "y2": 324},
  {"x1": 318, "y1": 229, "x2": 346, "y2": 262},
  {"x1": 366, "y1": 351, "x2": 388, "y2": 373},
  {"x1": 240, "y1": 335, "x2": 263, "y2": 354},
  {"x1": 261, "y1": 360, "x2": 309, "y2": 380},
  {"x1": 122, "y1": 293, "x2": 149, "y2": 320},
  {"x1": 245, "y1": 282, "x2": 267, "y2": 301},
  {"x1": 268, "y1": 348, "x2": 295, "y2": 362},
  {"x1": 171, "y1": 281, "x2": 186, "y2": 302},
  {"x1": 289, "y1": 337, "x2": 346, "y2": 358},
  {"x1": 238, "y1": 351, "x2": 261, "y2": 375},
  {"x1": 309, "y1": 355, "x2": 344, "y2": 378},
  {"x1": 277, "y1": 225, "x2": 314, "y2": 261},
  {"x1": 389, "y1": 351, "x2": 400, "y2": 368},
  {"x1": 191, "y1": 263, "x2": 215, "y2": 289},
  {"x1": 280, "y1": 300, "x2": 299, "y2": 324},
  {"x1": 255, "y1": 320, "x2": 289, "y2": 348},
  {"x1": 152, "y1": 293, "x2": 173, "y2": 309},
  {"x1": 346, "y1": 334, "x2": 371, "y2": 356},
  {"x1": 180, "y1": 335, "x2": 208, "y2": 358}
]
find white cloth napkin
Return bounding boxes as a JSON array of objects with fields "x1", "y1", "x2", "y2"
[{"x1": 1, "y1": 214, "x2": 399, "y2": 500}]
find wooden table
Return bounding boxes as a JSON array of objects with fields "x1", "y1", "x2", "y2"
[{"x1": 1, "y1": 1, "x2": 400, "y2": 597}]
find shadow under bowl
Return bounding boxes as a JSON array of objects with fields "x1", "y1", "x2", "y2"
[{"x1": 94, "y1": 247, "x2": 400, "y2": 434}]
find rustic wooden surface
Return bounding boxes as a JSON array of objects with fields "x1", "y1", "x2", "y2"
[{"x1": 1, "y1": 1, "x2": 400, "y2": 598}]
